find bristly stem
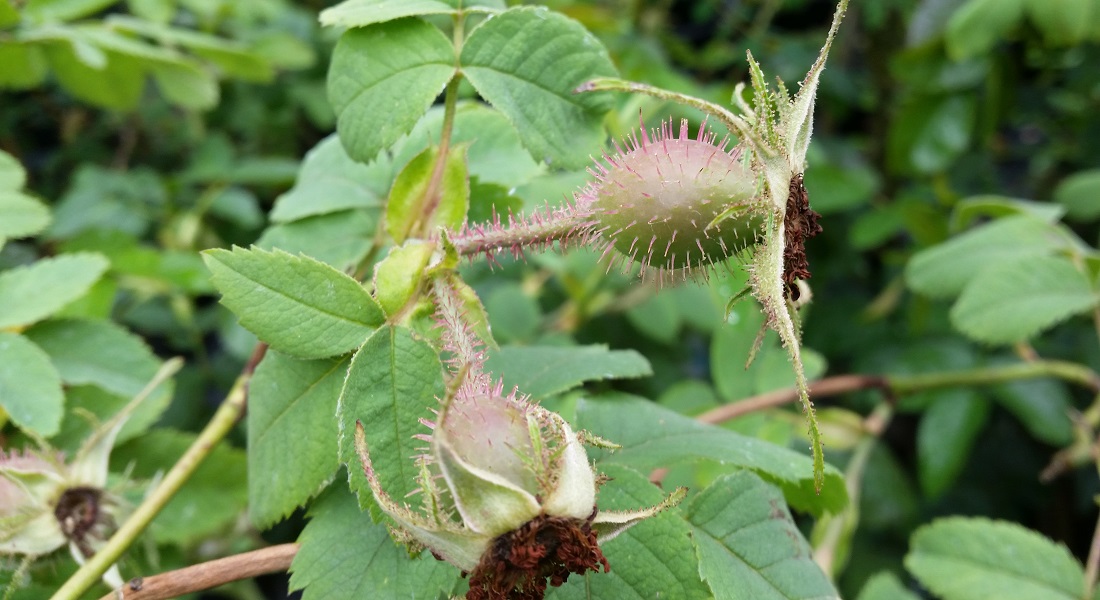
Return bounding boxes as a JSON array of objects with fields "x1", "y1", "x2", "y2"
[{"x1": 448, "y1": 200, "x2": 595, "y2": 263}]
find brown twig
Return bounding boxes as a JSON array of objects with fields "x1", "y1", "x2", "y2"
[
  {"x1": 696, "y1": 374, "x2": 889, "y2": 425},
  {"x1": 100, "y1": 544, "x2": 299, "y2": 600}
]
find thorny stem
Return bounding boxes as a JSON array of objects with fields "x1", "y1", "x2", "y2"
[
  {"x1": 96, "y1": 544, "x2": 299, "y2": 600},
  {"x1": 51, "y1": 344, "x2": 267, "y2": 600}
]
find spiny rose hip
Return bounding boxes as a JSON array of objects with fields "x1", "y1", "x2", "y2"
[{"x1": 586, "y1": 119, "x2": 763, "y2": 281}]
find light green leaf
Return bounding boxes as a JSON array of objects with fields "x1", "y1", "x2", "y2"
[
  {"x1": 569, "y1": 393, "x2": 847, "y2": 515},
  {"x1": 110, "y1": 429, "x2": 248, "y2": 545},
  {"x1": 905, "y1": 517, "x2": 1084, "y2": 600},
  {"x1": 548, "y1": 464, "x2": 710, "y2": 600},
  {"x1": 42, "y1": 42, "x2": 145, "y2": 110},
  {"x1": 0, "y1": 252, "x2": 109, "y2": 329},
  {"x1": 0, "y1": 332, "x2": 64, "y2": 436},
  {"x1": 945, "y1": 0, "x2": 1024, "y2": 60},
  {"x1": 949, "y1": 195, "x2": 1065, "y2": 231},
  {"x1": 460, "y1": 7, "x2": 616, "y2": 169},
  {"x1": 1053, "y1": 169, "x2": 1100, "y2": 221},
  {"x1": 256, "y1": 209, "x2": 378, "y2": 271},
  {"x1": 270, "y1": 134, "x2": 390, "y2": 223},
  {"x1": 385, "y1": 143, "x2": 469, "y2": 244},
  {"x1": 0, "y1": 150, "x2": 27, "y2": 190},
  {"x1": 328, "y1": 18, "x2": 456, "y2": 162},
  {"x1": 373, "y1": 241, "x2": 433, "y2": 317},
  {"x1": 150, "y1": 60, "x2": 219, "y2": 111},
  {"x1": 25, "y1": 319, "x2": 173, "y2": 445},
  {"x1": 248, "y1": 351, "x2": 350, "y2": 529},
  {"x1": 484, "y1": 283, "x2": 541, "y2": 344},
  {"x1": 392, "y1": 102, "x2": 543, "y2": 190},
  {"x1": 856, "y1": 572, "x2": 920, "y2": 600},
  {"x1": 337, "y1": 326, "x2": 444, "y2": 512},
  {"x1": 687, "y1": 471, "x2": 839, "y2": 600},
  {"x1": 0, "y1": 192, "x2": 51, "y2": 243},
  {"x1": 1026, "y1": 0, "x2": 1091, "y2": 46},
  {"x1": 320, "y1": 0, "x2": 456, "y2": 28},
  {"x1": 289, "y1": 485, "x2": 458, "y2": 600},
  {"x1": 24, "y1": 0, "x2": 115, "y2": 22},
  {"x1": 484, "y1": 345, "x2": 652, "y2": 400},
  {"x1": 0, "y1": 44, "x2": 48, "y2": 89},
  {"x1": 950, "y1": 254, "x2": 1098, "y2": 344},
  {"x1": 905, "y1": 215, "x2": 1065, "y2": 299},
  {"x1": 916, "y1": 391, "x2": 989, "y2": 499},
  {"x1": 203, "y1": 246, "x2": 384, "y2": 359}
]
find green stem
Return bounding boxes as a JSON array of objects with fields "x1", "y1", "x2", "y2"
[
  {"x1": 889, "y1": 360, "x2": 1100, "y2": 395},
  {"x1": 51, "y1": 347, "x2": 264, "y2": 600}
]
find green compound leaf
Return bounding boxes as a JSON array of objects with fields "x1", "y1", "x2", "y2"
[
  {"x1": 686, "y1": 471, "x2": 839, "y2": 600},
  {"x1": 270, "y1": 134, "x2": 391, "y2": 224},
  {"x1": 248, "y1": 351, "x2": 350, "y2": 529},
  {"x1": 0, "y1": 252, "x2": 109, "y2": 330},
  {"x1": 950, "y1": 254, "x2": 1098, "y2": 344},
  {"x1": 203, "y1": 246, "x2": 384, "y2": 359},
  {"x1": 905, "y1": 215, "x2": 1066, "y2": 299},
  {"x1": 328, "y1": 18, "x2": 456, "y2": 163},
  {"x1": 110, "y1": 429, "x2": 248, "y2": 546},
  {"x1": 25, "y1": 319, "x2": 174, "y2": 445},
  {"x1": 0, "y1": 150, "x2": 27, "y2": 189},
  {"x1": 484, "y1": 345, "x2": 652, "y2": 400},
  {"x1": 337, "y1": 326, "x2": 445, "y2": 513},
  {"x1": 905, "y1": 517, "x2": 1084, "y2": 600},
  {"x1": 571, "y1": 393, "x2": 847, "y2": 516},
  {"x1": 0, "y1": 332, "x2": 64, "y2": 437},
  {"x1": 548, "y1": 464, "x2": 710, "y2": 600},
  {"x1": 460, "y1": 6, "x2": 616, "y2": 169},
  {"x1": 289, "y1": 484, "x2": 458, "y2": 600}
]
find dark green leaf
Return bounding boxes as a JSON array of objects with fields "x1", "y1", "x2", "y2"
[
  {"x1": 248, "y1": 351, "x2": 350, "y2": 529},
  {"x1": 484, "y1": 283, "x2": 541, "y2": 344},
  {"x1": 48, "y1": 165, "x2": 167, "y2": 239},
  {"x1": 338, "y1": 326, "x2": 445, "y2": 512},
  {"x1": 917, "y1": 391, "x2": 989, "y2": 499},
  {"x1": 570, "y1": 393, "x2": 847, "y2": 515},
  {"x1": 0, "y1": 332, "x2": 64, "y2": 436},
  {"x1": 991, "y1": 376, "x2": 1073, "y2": 446},
  {"x1": 203, "y1": 246, "x2": 383, "y2": 359},
  {"x1": 687, "y1": 471, "x2": 839, "y2": 600},
  {"x1": 0, "y1": 252, "x2": 109, "y2": 329},
  {"x1": 328, "y1": 19, "x2": 456, "y2": 162},
  {"x1": 905, "y1": 517, "x2": 1083, "y2": 600},
  {"x1": 484, "y1": 345, "x2": 652, "y2": 400},
  {"x1": 460, "y1": 7, "x2": 616, "y2": 169},
  {"x1": 888, "y1": 94, "x2": 975, "y2": 175},
  {"x1": 289, "y1": 484, "x2": 458, "y2": 600}
]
